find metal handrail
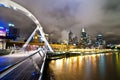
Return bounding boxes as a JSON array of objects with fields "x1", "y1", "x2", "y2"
[{"x1": 0, "y1": 48, "x2": 46, "y2": 79}]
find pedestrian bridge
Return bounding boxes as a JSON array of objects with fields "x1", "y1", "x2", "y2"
[
  {"x1": 0, "y1": 0, "x2": 53, "y2": 80},
  {"x1": 0, "y1": 48, "x2": 47, "y2": 80}
]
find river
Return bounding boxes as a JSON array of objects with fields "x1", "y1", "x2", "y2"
[{"x1": 42, "y1": 52, "x2": 120, "y2": 80}]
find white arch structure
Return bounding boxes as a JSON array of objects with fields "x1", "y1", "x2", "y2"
[{"x1": 0, "y1": 0, "x2": 53, "y2": 52}]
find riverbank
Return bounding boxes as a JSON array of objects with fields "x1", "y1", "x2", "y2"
[
  {"x1": 46, "y1": 49, "x2": 120, "y2": 60},
  {"x1": 43, "y1": 52, "x2": 120, "y2": 80}
]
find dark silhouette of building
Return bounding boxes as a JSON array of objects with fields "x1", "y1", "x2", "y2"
[
  {"x1": 6, "y1": 27, "x2": 19, "y2": 40},
  {"x1": 68, "y1": 30, "x2": 73, "y2": 44},
  {"x1": 73, "y1": 36, "x2": 78, "y2": 45}
]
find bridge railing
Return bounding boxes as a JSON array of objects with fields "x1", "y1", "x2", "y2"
[{"x1": 0, "y1": 48, "x2": 47, "y2": 80}]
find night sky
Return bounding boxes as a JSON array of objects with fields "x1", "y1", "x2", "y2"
[{"x1": 0, "y1": 0, "x2": 120, "y2": 44}]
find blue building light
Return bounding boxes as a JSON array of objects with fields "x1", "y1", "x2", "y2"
[
  {"x1": 0, "y1": 26, "x2": 4, "y2": 29},
  {"x1": 0, "y1": 21, "x2": 6, "y2": 29},
  {"x1": 8, "y1": 23, "x2": 15, "y2": 27},
  {"x1": 6, "y1": 28, "x2": 9, "y2": 32}
]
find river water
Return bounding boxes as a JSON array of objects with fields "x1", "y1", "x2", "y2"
[{"x1": 43, "y1": 52, "x2": 120, "y2": 80}]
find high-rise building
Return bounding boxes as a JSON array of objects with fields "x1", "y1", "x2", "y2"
[
  {"x1": 95, "y1": 34, "x2": 106, "y2": 48},
  {"x1": 79, "y1": 28, "x2": 92, "y2": 48},
  {"x1": 0, "y1": 21, "x2": 19, "y2": 49},
  {"x1": 73, "y1": 36, "x2": 78, "y2": 45},
  {"x1": 68, "y1": 30, "x2": 73, "y2": 44},
  {"x1": 81, "y1": 28, "x2": 87, "y2": 38},
  {"x1": 6, "y1": 27, "x2": 19, "y2": 40}
]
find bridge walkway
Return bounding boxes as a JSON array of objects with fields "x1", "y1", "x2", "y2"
[{"x1": 0, "y1": 49, "x2": 46, "y2": 80}]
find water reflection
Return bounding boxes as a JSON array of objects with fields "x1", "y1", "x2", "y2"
[{"x1": 43, "y1": 53, "x2": 120, "y2": 80}]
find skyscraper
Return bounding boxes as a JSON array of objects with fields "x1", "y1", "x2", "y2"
[
  {"x1": 73, "y1": 36, "x2": 78, "y2": 45},
  {"x1": 79, "y1": 28, "x2": 92, "y2": 48},
  {"x1": 95, "y1": 34, "x2": 106, "y2": 48},
  {"x1": 68, "y1": 30, "x2": 73, "y2": 44},
  {"x1": 81, "y1": 28, "x2": 87, "y2": 38}
]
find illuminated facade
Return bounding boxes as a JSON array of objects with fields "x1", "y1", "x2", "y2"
[
  {"x1": 32, "y1": 33, "x2": 39, "y2": 43},
  {"x1": 0, "y1": 20, "x2": 19, "y2": 49},
  {"x1": 79, "y1": 28, "x2": 92, "y2": 48},
  {"x1": 95, "y1": 34, "x2": 106, "y2": 49}
]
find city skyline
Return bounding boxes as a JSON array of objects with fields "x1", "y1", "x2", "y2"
[{"x1": 68, "y1": 28, "x2": 106, "y2": 49}]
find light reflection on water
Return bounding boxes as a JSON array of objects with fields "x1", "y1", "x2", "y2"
[{"x1": 43, "y1": 53, "x2": 120, "y2": 80}]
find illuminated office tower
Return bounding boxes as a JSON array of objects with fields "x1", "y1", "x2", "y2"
[
  {"x1": 80, "y1": 28, "x2": 92, "y2": 48},
  {"x1": 95, "y1": 34, "x2": 106, "y2": 48}
]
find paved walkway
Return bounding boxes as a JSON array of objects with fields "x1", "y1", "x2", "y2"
[{"x1": 0, "y1": 50, "x2": 44, "y2": 80}]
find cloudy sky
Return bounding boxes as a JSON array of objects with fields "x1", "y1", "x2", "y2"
[{"x1": 0, "y1": 0, "x2": 120, "y2": 44}]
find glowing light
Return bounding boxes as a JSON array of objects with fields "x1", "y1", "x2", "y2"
[
  {"x1": 91, "y1": 54, "x2": 96, "y2": 57},
  {"x1": 0, "y1": 26, "x2": 4, "y2": 29},
  {"x1": 8, "y1": 23, "x2": 15, "y2": 27},
  {"x1": 55, "y1": 59, "x2": 63, "y2": 69},
  {"x1": 66, "y1": 58, "x2": 70, "y2": 65},
  {"x1": 0, "y1": 31, "x2": 6, "y2": 36},
  {"x1": 51, "y1": 60, "x2": 55, "y2": 64},
  {"x1": 73, "y1": 57, "x2": 77, "y2": 62},
  {"x1": 79, "y1": 56, "x2": 83, "y2": 62},
  {"x1": 35, "y1": 36, "x2": 37, "y2": 39},
  {"x1": 6, "y1": 28, "x2": 9, "y2": 32},
  {"x1": 13, "y1": 7, "x2": 17, "y2": 10}
]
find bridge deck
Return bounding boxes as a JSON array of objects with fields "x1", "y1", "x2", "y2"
[{"x1": 0, "y1": 50, "x2": 45, "y2": 80}]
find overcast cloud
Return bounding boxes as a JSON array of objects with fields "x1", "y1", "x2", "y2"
[{"x1": 0, "y1": 0, "x2": 120, "y2": 44}]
